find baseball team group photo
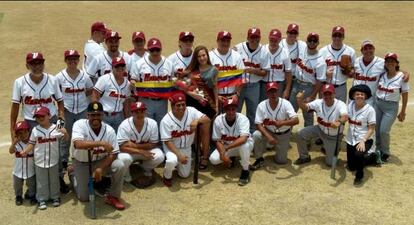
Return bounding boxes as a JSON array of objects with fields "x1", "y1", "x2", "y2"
[{"x1": 1, "y1": 2, "x2": 413, "y2": 225}]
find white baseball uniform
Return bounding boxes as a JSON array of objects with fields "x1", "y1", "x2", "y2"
[
  {"x1": 280, "y1": 39, "x2": 307, "y2": 76},
  {"x1": 83, "y1": 39, "x2": 106, "y2": 71},
  {"x1": 294, "y1": 50, "x2": 327, "y2": 84},
  {"x1": 262, "y1": 44, "x2": 292, "y2": 82},
  {"x1": 160, "y1": 107, "x2": 205, "y2": 179},
  {"x1": 235, "y1": 42, "x2": 268, "y2": 83},
  {"x1": 13, "y1": 141, "x2": 35, "y2": 179},
  {"x1": 307, "y1": 98, "x2": 348, "y2": 136},
  {"x1": 86, "y1": 51, "x2": 131, "y2": 80},
  {"x1": 117, "y1": 117, "x2": 164, "y2": 176},
  {"x1": 55, "y1": 69, "x2": 93, "y2": 114},
  {"x1": 346, "y1": 101, "x2": 376, "y2": 146},
  {"x1": 29, "y1": 124, "x2": 63, "y2": 168},
  {"x1": 376, "y1": 71, "x2": 409, "y2": 102},
  {"x1": 12, "y1": 73, "x2": 63, "y2": 121},
  {"x1": 94, "y1": 73, "x2": 131, "y2": 113},
  {"x1": 167, "y1": 51, "x2": 193, "y2": 75},
  {"x1": 319, "y1": 44, "x2": 356, "y2": 85},
  {"x1": 128, "y1": 50, "x2": 149, "y2": 64},
  {"x1": 352, "y1": 56, "x2": 385, "y2": 98},
  {"x1": 209, "y1": 49, "x2": 245, "y2": 94},
  {"x1": 209, "y1": 112, "x2": 253, "y2": 170}
]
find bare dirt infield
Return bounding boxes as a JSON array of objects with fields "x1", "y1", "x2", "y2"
[{"x1": 0, "y1": 2, "x2": 413, "y2": 225}]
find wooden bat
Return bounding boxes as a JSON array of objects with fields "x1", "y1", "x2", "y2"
[
  {"x1": 330, "y1": 124, "x2": 342, "y2": 179},
  {"x1": 193, "y1": 125, "x2": 199, "y2": 184},
  {"x1": 88, "y1": 150, "x2": 97, "y2": 219}
]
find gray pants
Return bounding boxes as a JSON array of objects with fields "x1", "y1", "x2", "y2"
[
  {"x1": 374, "y1": 98, "x2": 398, "y2": 155},
  {"x1": 13, "y1": 175, "x2": 36, "y2": 197},
  {"x1": 334, "y1": 83, "x2": 347, "y2": 103},
  {"x1": 259, "y1": 81, "x2": 286, "y2": 102},
  {"x1": 252, "y1": 129, "x2": 291, "y2": 164},
  {"x1": 103, "y1": 112, "x2": 124, "y2": 132},
  {"x1": 296, "y1": 125, "x2": 342, "y2": 166},
  {"x1": 141, "y1": 98, "x2": 168, "y2": 128},
  {"x1": 289, "y1": 80, "x2": 314, "y2": 127},
  {"x1": 73, "y1": 157, "x2": 126, "y2": 201},
  {"x1": 238, "y1": 82, "x2": 260, "y2": 134},
  {"x1": 35, "y1": 164, "x2": 60, "y2": 202}
]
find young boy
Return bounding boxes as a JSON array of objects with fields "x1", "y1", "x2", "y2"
[
  {"x1": 9, "y1": 121, "x2": 36, "y2": 205},
  {"x1": 21, "y1": 106, "x2": 68, "y2": 210}
]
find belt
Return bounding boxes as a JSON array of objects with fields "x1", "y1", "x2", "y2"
[
  {"x1": 333, "y1": 83, "x2": 346, "y2": 88},
  {"x1": 272, "y1": 128, "x2": 291, "y2": 135},
  {"x1": 296, "y1": 79, "x2": 313, "y2": 86},
  {"x1": 104, "y1": 111, "x2": 121, "y2": 116},
  {"x1": 144, "y1": 97, "x2": 164, "y2": 101}
]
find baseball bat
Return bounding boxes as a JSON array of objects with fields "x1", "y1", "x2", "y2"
[
  {"x1": 193, "y1": 124, "x2": 199, "y2": 184},
  {"x1": 330, "y1": 124, "x2": 342, "y2": 179},
  {"x1": 88, "y1": 150, "x2": 97, "y2": 219}
]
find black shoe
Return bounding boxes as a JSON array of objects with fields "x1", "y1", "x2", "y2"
[
  {"x1": 29, "y1": 196, "x2": 37, "y2": 205},
  {"x1": 315, "y1": 138, "x2": 323, "y2": 146},
  {"x1": 230, "y1": 157, "x2": 237, "y2": 168},
  {"x1": 238, "y1": 170, "x2": 250, "y2": 186},
  {"x1": 60, "y1": 177, "x2": 70, "y2": 194},
  {"x1": 353, "y1": 177, "x2": 363, "y2": 186},
  {"x1": 15, "y1": 196, "x2": 23, "y2": 206},
  {"x1": 381, "y1": 153, "x2": 390, "y2": 162},
  {"x1": 94, "y1": 177, "x2": 111, "y2": 197},
  {"x1": 293, "y1": 156, "x2": 311, "y2": 165},
  {"x1": 249, "y1": 157, "x2": 264, "y2": 171}
]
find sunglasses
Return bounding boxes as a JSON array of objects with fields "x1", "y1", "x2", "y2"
[
  {"x1": 149, "y1": 48, "x2": 161, "y2": 53},
  {"x1": 332, "y1": 33, "x2": 343, "y2": 38},
  {"x1": 181, "y1": 38, "x2": 194, "y2": 43},
  {"x1": 29, "y1": 61, "x2": 44, "y2": 65},
  {"x1": 114, "y1": 65, "x2": 126, "y2": 69},
  {"x1": 288, "y1": 31, "x2": 298, "y2": 35},
  {"x1": 307, "y1": 39, "x2": 318, "y2": 43}
]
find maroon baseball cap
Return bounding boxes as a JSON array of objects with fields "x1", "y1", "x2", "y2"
[
  {"x1": 132, "y1": 31, "x2": 146, "y2": 41},
  {"x1": 112, "y1": 57, "x2": 126, "y2": 67},
  {"x1": 321, "y1": 84, "x2": 335, "y2": 94},
  {"x1": 266, "y1": 82, "x2": 279, "y2": 91},
  {"x1": 64, "y1": 49, "x2": 80, "y2": 59},
  {"x1": 384, "y1": 52, "x2": 399, "y2": 63},
  {"x1": 147, "y1": 38, "x2": 162, "y2": 50},
  {"x1": 105, "y1": 30, "x2": 122, "y2": 40},
  {"x1": 247, "y1": 27, "x2": 261, "y2": 38},
  {"x1": 26, "y1": 52, "x2": 45, "y2": 63},
  {"x1": 361, "y1": 40, "x2": 374, "y2": 49},
  {"x1": 287, "y1": 23, "x2": 299, "y2": 33},
  {"x1": 217, "y1": 31, "x2": 232, "y2": 41},
  {"x1": 179, "y1": 31, "x2": 194, "y2": 41},
  {"x1": 269, "y1": 29, "x2": 282, "y2": 41},
  {"x1": 223, "y1": 97, "x2": 238, "y2": 108},
  {"x1": 131, "y1": 101, "x2": 147, "y2": 111},
  {"x1": 169, "y1": 93, "x2": 186, "y2": 104},
  {"x1": 14, "y1": 121, "x2": 30, "y2": 132},
  {"x1": 307, "y1": 32, "x2": 319, "y2": 41},
  {"x1": 332, "y1": 26, "x2": 345, "y2": 35},
  {"x1": 91, "y1": 22, "x2": 107, "y2": 33},
  {"x1": 33, "y1": 106, "x2": 50, "y2": 118}
]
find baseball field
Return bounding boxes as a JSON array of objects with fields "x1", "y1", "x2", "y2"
[{"x1": 1, "y1": 1, "x2": 413, "y2": 225}]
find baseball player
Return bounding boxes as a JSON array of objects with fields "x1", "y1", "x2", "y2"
[
  {"x1": 160, "y1": 93, "x2": 210, "y2": 187},
  {"x1": 294, "y1": 84, "x2": 348, "y2": 166},
  {"x1": 262, "y1": 28, "x2": 292, "y2": 101},
  {"x1": 20, "y1": 106, "x2": 68, "y2": 210},
  {"x1": 11, "y1": 52, "x2": 65, "y2": 136},
  {"x1": 374, "y1": 53, "x2": 409, "y2": 162},
  {"x1": 346, "y1": 85, "x2": 375, "y2": 185},
  {"x1": 91, "y1": 57, "x2": 131, "y2": 131},
  {"x1": 280, "y1": 23, "x2": 307, "y2": 80},
  {"x1": 83, "y1": 21, "x2": 107, "y2": 71},
  {"x1": 209, "y1": 97, "x2": 254, "y2": 186},
  {"x1": 71, "y1": 102, "x2": 127, "y2": 210},
  {"x1": 167, "y1": 31, "x2": 194, "y2": 78},
  {"x1": 86, "y1": 31, "x2": 131, "y2": 83},
  {"x1": 117, "y1": 101, "x2": 165, "y2": 187},
  {"x1": 320, "y1": 26, "x2": 356, "y2": 102},
  {"x1": 234, "y1": 27, "x2": 269, "y2": 134},
  {"x1": 128, "y1": 31, "x2": 149, "y2": 65},
  {"x1": 209, "y1": 31, "x2": 245, "y2": 104},
  {"x1": 56, "y1": 49, "x2": 93, "y2": 189},
  {"x1": 250, "y1": 82, "x2": 299, "y2": 169},
  {"x1": 289, "y1": 32, "x2": 327, "y2": 128},
  {"x1": 130, "y1": 38, "x2": 175, "y2": 126},
  {"x1": 9, "y1": 121, "x2": 36, "y2": 205}
]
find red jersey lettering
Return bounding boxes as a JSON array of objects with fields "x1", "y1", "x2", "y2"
[{"x1": 24, "y1": 96, "x2": 53, "y2": 105}]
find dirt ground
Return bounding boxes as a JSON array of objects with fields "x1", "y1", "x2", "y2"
[{"x1": 0, "y1": 2, "x2": 413, "y2": 225}]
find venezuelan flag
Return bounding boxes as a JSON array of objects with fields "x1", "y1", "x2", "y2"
[
  {"x1": 134, "y1": 81, "x2": 182, "y2": 99},
  {"x1": 217, "y1": 69, "x2": 244, "y2": 88}
]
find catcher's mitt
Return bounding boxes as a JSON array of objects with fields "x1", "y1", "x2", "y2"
[{"x1": 340, "y1": 54, "x2": 352, "y2": 75}]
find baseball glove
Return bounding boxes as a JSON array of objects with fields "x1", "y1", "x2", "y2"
[{"x1": 340, "y1": 55, "x2": 352, "y2": 75}]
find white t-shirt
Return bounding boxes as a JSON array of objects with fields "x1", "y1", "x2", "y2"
[
  {"x1": 212, "y1": 112, "x2": 251, "y2": 145},
  {"x1": 94, "y1": 73, "x2": 131, "y2": 113},
  {"x1": 29, "y1": 124, "x2": 63, "y2": 168},
  {"x1": 72, "y1": 119, "x2": 119, "y2": 162},
  {"x1": 352, "y1": 56, "x2": 385, "y2": 96},
  {"x1": 307, "y1": 99, "x2": 348, "y2": 136},
  {"x1": 295, "y1": 50, "x2": 327, "y2": 84},
  {"x1": 55, "y1": 69, "x2": 93, "y2": 114},
  {"x1": 262, "y1": 44, "x2": 291, "y2": 82},
  {"x1": 376, "y1": 71, "x2": 410, "y2": 102},
  {"x1": 235, "y1": 42, "x2": 269, "y2": 83},
  {"x1": 83, "y1": 39, "x2": 106, "y2": 71},
  {"x1": 130, "y1": 55, "x2": 174, "y2": 83},
  {"x1": 13, "y1": 141, "x2": 35, "y2": 179},
  {"x1": 160, "y1": 107, "x2": 205, "y2": 149},
  {"x1": 209, "y1": 49, "x2": 245, "y2": 94},
  {"x1": 167, "y1": 51, "x2": 193, "y2": 75},
  {"x1": 280, "y1": 39, "x2": 307, "y2": 77},
  {"x1": 255, "y1": 98, "x2": 297, "y2": 133},
  {"x1": 346, "y1": 101, "x2": 376, "y2": 145},
  {"x1": 117, "y1": 117, "x2": 159, "y2": 145},
  {"x1": 86, "y1": 51, "x2": 131, "y2": 79},
  {"x1": 12, "y1": 73, "x2": 63, "y2": 121},
  {"x1": 320, "y1": 44, "x2": 356, "y2": 85}
]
